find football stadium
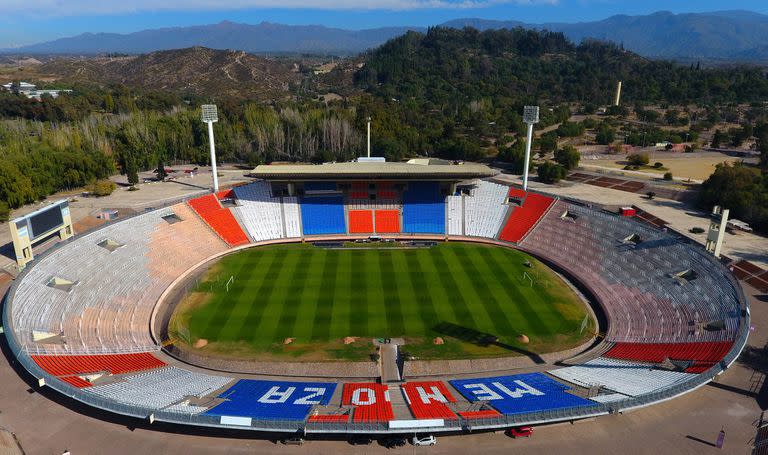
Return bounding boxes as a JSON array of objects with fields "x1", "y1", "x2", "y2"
[{"x1": 1, "y1": 159, "x2": 749, "y2": 442}]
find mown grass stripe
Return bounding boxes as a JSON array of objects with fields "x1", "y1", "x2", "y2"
[
  {"x1": 311, "y1": 249, "x2": 336, "y2": 341},
  {"x1": 379, "y1": 250, "x2": 405, "y2": 335},
  {"x1": 432, "y1": 245, "x2": 478, "y2": 329},
  {"x1": 453, "y1": 245, "x2": 518, "y2": 336},
  {"x1": 233, "y1": 250, "x2": 290, "y2": 341},
  {"x1": 272, "y1": 248, "x2": 315, "y2": 341},
  {"x1": 480, "y1": 247, "x2": 555, "y2": 335},
  {"x1": 290, "y1": 247, "x2": 324, "y2": 340},
  {"x1": 349, "y1": 251, "x2": 369, "y2": 335},
  {"x1": 201, "y1": 253, "x2": 271, "y2": 341}
]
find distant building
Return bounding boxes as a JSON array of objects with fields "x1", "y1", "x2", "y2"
[{"x1": 1, "y1": 81, "x2": 72, "y2": 100}]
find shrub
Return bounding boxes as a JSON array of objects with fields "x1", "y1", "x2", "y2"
[
  {"x1": 627, "y1": 153, "x2": 650, "y2": 166},
  {"x1": 646, "y1": 191, "x2": 656, "y2": 200},
  {"x1": 663, "y1": 172, "x2": 673, "y2": 181},
  {"x1": 690, "y1": 227, "x2": 706, "y2": 234},
  {"x1": 654, "y1": 162, "x2": 664, "y2": 168},
  {"x1": 87, "y1": 179, "x2": 116, "y2": 197}
]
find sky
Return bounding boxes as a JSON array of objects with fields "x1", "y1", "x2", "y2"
[{"x1": 1, "y1": 0, "x2": 767, "y2": 48}]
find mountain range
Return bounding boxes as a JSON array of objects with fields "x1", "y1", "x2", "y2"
[{"x1": 5, "y1": 10, "x2": 768, "y2": 61}]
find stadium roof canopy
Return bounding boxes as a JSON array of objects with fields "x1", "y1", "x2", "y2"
[{"x1": 250, "y1": 160, "x2": 499, "y2": 181}]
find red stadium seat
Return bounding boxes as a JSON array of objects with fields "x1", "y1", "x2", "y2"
[
  {"x1": 375, "y1": 210, "x2": 401, "y2": 233},
  {"x1": 342, "y1": 383, "x2": 394, "y2": 422},
  {"x1": 188, "y1": 194, "x2": 250, "y2": 246},
  {"x1": 604, "y1": 341, "x2": 734, "y2": 373},
  {"x1": 458, "y1": 410, "x2": 500, "y2": 419},
  {"x1": 32, "y1": 353, "x2": 167, "y2": 388},
  {"x1": 499, "y1": 188, "x2": 555, "y2": 243},
  {"x1": 349, "y1": 210, "x2": 374, "y2": 233},
  {"x1": 216, "y1": 189, "x2": 234, "y2": 200},
  {"x1": 402, "y1": 382, "x2": 457, "y2": 420}
]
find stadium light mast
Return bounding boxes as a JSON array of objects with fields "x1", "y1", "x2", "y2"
[
  {"x1": 367, "y1": 116, "x2": 372, "y2": 158},
  {"x1": 522, "y1": 105, "x2": 540, "y2": 192},
  {"x1": 201, "y1": 104, "x2": 220, "y2": 192}
]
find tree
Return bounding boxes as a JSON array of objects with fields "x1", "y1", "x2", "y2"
[
  {"x1": 0, "y1": 201, "x2": 9, "y2": 222},
  {"x1": 556, "y1": 121, "x2": 585, "y2": 138},
  {"x1": 538, "y1": 132, "x2": 558, "y2": 155},
  {"x1": 537, "y1": 161, "x2": 567, "y2": 184},
  {"x1": 497, "y1": 140, "x2": 529, "y2": 174},
  {"x1": 554, "y1": 145, "x2": 580, "y2": 171},
  {"x1": 595, "y1": 124, "x2": 615, "y2": 145},
  {"x1": 627, "y1": 153, "x2": 650, "y2": 166},
  {"x1": 663, "y1": 172, "x2": 673, "y2": 181},
  {"x1": 699, "y1": 162, "x2": 768, "y2": 233},
  {"x1": 126, "y1": 157, "x2": 139, "y2": 187},
  {"x1": 155, "y1": 158, "x2": 168, "y2": 181},
  {"x1": 711, "y1": 129, "x2": 729, "y2": 148}
]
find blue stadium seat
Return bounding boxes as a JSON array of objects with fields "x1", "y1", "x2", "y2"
[
  {"x1": 450, "y1": 373, "x2": 595, "y2": 415},
  {"x1": 204, "y1": 380, "x2": 337, "y2": 420},
  {"x1": 304, "y1": 182, "x2": 338, "y2": 192},
  {"x1": 300, "y1": 196, "x2": 346, "y2": 235},
  {"x1": 402, "y1": 182, "x2": 445, "y2": 234}
]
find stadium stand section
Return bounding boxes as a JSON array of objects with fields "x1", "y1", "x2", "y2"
[
  {"x1": 206, "y1": 380, "x2": 337, "y2": 420},
  {"x1": 231, "y1": 182, "x2": 284, "y2": 241},
  {"x1": 464, "y1": 181, "x2": 509, "y2": 238},
  {"x1": 85, "y1": 367, "x2": 233, "y2": 412},
  {"x1": 402, "y1": 182, "x2": 445, "y2": 234},
  {"x1": 343, "y1": 383, "x2": 394, "y2": 422},
  {"x1": 499, "y1": 189, "x2": 555, "y2": 243},
  {"x1": 375, "y1": 210, "x2": 401, "y2": 233},
  {"x1": 11, "y1": 203, "x2": 228, "y2": 354},
  {"x1": 520, "y1": 200, "x2": 742, "y2": 343},
  {"x1": 348, "y1": 210, "x2": 374, "y2": 234},
  {"x1": 300, "y1": 196, "x2": 346, "y2": 235},
  {"x1": 549, "y1": 358, "x2": 695, "y2": 397},
  {"x1": 604, "y1": 341, "x2": 733, "y2": 373},
  {"x1": 402, "y1": 382, "x2": 457, "y2": 420},
  {"x1": 450, "y1": 373, "x2": 595, "y2": 415},
  {"x1": 283, "y1": 196, "x2": 302, "y2": 238},
  {"x1": 446, "y1": 195, "x2": 463, "y2": 236},
  {"x1": 188, "y1": 195, "x2": 250, "y2": 246},
  {"x1": 32, "y1": 353, "x2": 165, "y2": 379}
]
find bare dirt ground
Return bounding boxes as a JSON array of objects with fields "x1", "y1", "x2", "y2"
[{"x1": 581, "y1": 150, "x2": 749, "y2": 182}]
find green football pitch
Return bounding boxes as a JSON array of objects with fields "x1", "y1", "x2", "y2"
[{"x1": 170, "y1": 242, "x2": 593, "y2": 361}]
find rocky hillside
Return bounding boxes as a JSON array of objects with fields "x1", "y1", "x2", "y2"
[{"x1": 38, "y1": 47, "x2": 304, "y2": 98}]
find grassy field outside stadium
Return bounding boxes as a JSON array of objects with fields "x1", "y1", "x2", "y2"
[{"x1": 168, "y1": 242, "x2": 594, "y2": 362}]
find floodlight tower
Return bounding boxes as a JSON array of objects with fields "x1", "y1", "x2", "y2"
[
  {"x1": 201, "y1": 104, "x2": 220, "y2": 192},
  {"x1": 367, "y1": 116, "x2": 372, "y2": 158},
  {"x1": 522, "y1": 105, "x2": 540, "y2": 192}
]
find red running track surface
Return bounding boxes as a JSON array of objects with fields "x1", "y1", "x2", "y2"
[
  {"x1": 498, "y1": 188, "x2": 555, "y2": 243},
  {"x1": 188, "y1": 194, "x2": 250, "y2": 246},
  {"x1": 342, "y1": 383, "x2": 394, "y2": 422},
  {"x1": 375, "y1": 210, "x2": 401, "y2": 233},
  {"x1": 349, "y1": 210, "x2": 374, "y2": 233},
  {"x1": 402, "y1": 381, "x2": 457, "y2": 420}
]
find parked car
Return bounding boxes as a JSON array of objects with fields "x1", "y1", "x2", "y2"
[
  {"x1": 412, "y1": 435, "x2": 437, "y2": 446},
  {"x1": 280, "y1": 436, "x2": 305, "y2": 445},
  {"x1": 348, "y1": 436, "x2": 374, "y2": 445},
  {"x1": 506, "y1": 426, "x2": 534, "y2": 438},
  {"x1": 382, "y1": 436, "x2": 407, "y2": 448}
]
